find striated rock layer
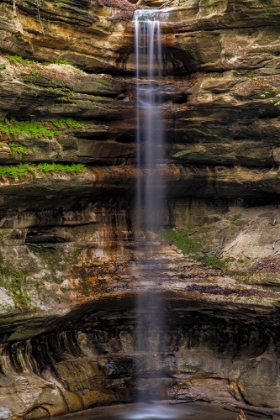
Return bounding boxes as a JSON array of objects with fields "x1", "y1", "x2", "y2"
[{"x1": 0, "y1": 0, "x2": 280, "y2": 418}]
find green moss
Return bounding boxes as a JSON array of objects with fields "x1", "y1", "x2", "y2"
[
  {"x1": 161, "y1": 227, "x2": 232, "y2": 269},
  {"x1": 0, "y1": 119, "x2": 60, "y2": 139},
  {"x1": 35, "y1": 247, "x2": 58, "y2": 267},
  {"x1": 37, "y1": 162, "x2": 85, "y2": 174},
  {"x1": 10, "y1": 272, "x2": 32, "y2": 310},
  {"x1": 50, "y1": 118, "x2": 84, "y2": 129},
  {"x1": 0, "y1": 163, "x2": 36, "y2": 178},
  {"x1": 8, "y1": 55, "x2": 35, "y2": 65},
  {"x1": 54, "y1": 59, "x2": 70, "y2": 65},
  {"x1": 200, "y1": 255, "x2": 231, "y2": 268},
  {"x1": 231, "y1": 214, "x2": 241, "y2": 225},
  {"x1": 9, "y1": 142, "x2": 28, "y2": 155},
  {"x1": 76, "y1": 223, "x2": 98, "y2": 239},
  {"x1": 29, "y1": 247, "x2": 65, "y2": 282},
  {"x1": 88, "y1": 223, "x2": 98, "y2": 234},
  {"x1": 0, "y1": 231, "x2": 7, "y2": 242},
  {"x1": 160, "y1": 229, "x2": 201, "y2": 254},
  {"x1": 0, "y1": 162, "x2": 85, "y2": 178},
  {"x1": 45, "y1": 87, "x2": 73, "y2": 95},
  {"x1": 97, "y1": 78, "x2": 111, "y2": 86},
  {"x1": 31, "y1": 69, "x2": 40, "y2": 76},
  {"x1": 72, "y1": 244, "x2": 83, "y2": 259},
  {"x1": 0, "y1": 117, "x2": 85, "y2": 140}
]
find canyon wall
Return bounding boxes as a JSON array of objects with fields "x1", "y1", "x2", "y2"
[{"x1": 0, "y1": 0, "x2": 280, "y2": 418}]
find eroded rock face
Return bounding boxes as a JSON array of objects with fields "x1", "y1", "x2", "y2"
[{"x1": 0, "y1": 0, "x2": 280, "y2": 417}]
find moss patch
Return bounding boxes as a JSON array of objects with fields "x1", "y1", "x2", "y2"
[
  {"x1": 10, "y1": 272, "x2": 32, "y2": 310},
  {"x1": 0, "y1": 269, "x2": 33, "y2": 311},
  {"x1": 0, "y1": 119, "x2": 60, "y2": 139},
  {"x1": 160, "y1": 227, "x2": 231, "y2": 269},
  {"x1": 28, "y1": 246, "x2": 66, "y2": 282},
  {"x1": 0, "y1": 163, "x2": 85, "y2": 178},
  {"x1": 0, "y1": 118, "x2": 85, "y2": 140},
  {"x1": 160, "y1": 229, "x2": 202, "y2": 254}
]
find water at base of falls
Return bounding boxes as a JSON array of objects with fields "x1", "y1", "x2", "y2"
[
  {"x1": 123, "y1": 404, "x2": 189, "y2": 420},
  {"x1": 56, "y1": 402, "x2": 266, "y2": 420}
]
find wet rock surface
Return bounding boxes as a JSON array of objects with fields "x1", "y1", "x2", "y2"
[{"x1": 0, "y1": 0, "x2": 280, "y2": 418}]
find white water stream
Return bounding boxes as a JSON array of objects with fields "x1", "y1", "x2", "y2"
[
  {"x1": 134, "y1": 9, "x2": 166, "y2": 405},
  {"x1": 135, "y1": 9, "x2": 165, "y2": 234}
]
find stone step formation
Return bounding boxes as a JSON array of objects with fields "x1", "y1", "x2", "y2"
[{"x1": 0, "y1": 0, "x2": 279, "y2": 418}]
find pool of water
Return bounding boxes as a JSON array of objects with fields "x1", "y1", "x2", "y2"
[{"x1": 55, "y1": 402, "x2": 274, "y2": 420}]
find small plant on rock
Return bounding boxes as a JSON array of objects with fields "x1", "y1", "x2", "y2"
[
  {"x1": 0, "y1": 163, "x2": 36, "y2": 178},
  {"x1": 10, "y1": 272, "x2": 32, "y2": 310},
  {"x1": 9, "y1": 142, "x2": 28, "y2": 155},
  {"x1": 55, "y1": 58, "x2": 70, "y2": 65},
  {"x1": 37, "y1": 162, "x2": 85, "y2": 174},
  {"x1": 8, "y1": 55, "x2": 36, "y2": 65},
  {"x1": 260, "y1": 87, "x2": 280, "y2": 107},
  {"x1": 0, "y1": 119, "x2": 60, "y2": 139}
]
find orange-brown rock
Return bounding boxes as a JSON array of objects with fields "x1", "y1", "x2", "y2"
[{"x1": 0, "y1": 0, "x2": 280, "y2": 418}]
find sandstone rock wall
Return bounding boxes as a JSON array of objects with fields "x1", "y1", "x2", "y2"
[{"x1": 0, "y1": 0, "x2": 280, "y2": 418}]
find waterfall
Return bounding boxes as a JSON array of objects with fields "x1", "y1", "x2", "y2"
[
  {"x1": 134, "y1": 10, "x2": 166, "y2": 402},
  {"x1": 135, "y1": 10, "x2": 165, "y2": 235}
]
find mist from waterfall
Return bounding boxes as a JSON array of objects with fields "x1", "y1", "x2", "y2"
[{"x1": 134, "y1": 10, "x2": 166, "y2": 403}]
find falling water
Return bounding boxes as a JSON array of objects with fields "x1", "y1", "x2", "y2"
[
  {"x1": 134, "y1": 10, "x2": 166, "y2": 403},
  {"x1": 135, "y1": 10, "x2": 165, "y2": 234}
]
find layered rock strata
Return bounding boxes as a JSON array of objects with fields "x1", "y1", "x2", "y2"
[{"x1": 0, "y1": 0, "x2": 280, "y2": 418}]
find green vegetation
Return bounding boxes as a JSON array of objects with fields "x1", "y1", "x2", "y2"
[
  {"x1": 0, "y1": 118, "x2": 85, "y2": 140},
  {"x1": 0, "y1": 230, "x2": 7, "y2": 242},
  {"x1": 160, "y1": 229, "x2": 201, "y2": 254},
  {"x1": 87, "y1": 223, "x2": 98, "y2": 234},
  {"x1": 97, "y1": 78, "x2": 111, "y2": 86},
  {"x1": 30, "y1": 69, "x2": 40, "y2": 76},
  {"x1": 161, "y1": 227, "x2": 231, "y2": 269},
  {"x1": 10, "y1": 272, "x2": 32, "y2": 310},
  {"x1": 50, "y1": 118, "x2": 84, "y2": 129},
  {"x1": 54, "y1": 58, "x2": 70, "y2": 65},
  {"x1": 200, "y1": 255, "x2": 230, "y2": 269},
  {"x1": 231, "y1": 214, "x2": 241, "y2": 225},
  {"x1": 0, "y1": 163, "x2": 36, "y2": 178},
  {"x1": 8, "y1": 54, "x2": 78, "y2": 68},
  {"x1": 0, "y1": 119, "x2": 60, "y2": 139},
  {"x1": 45, "y1": 87, "x2": 74, "y2": 96},
  {"x1": 0, "y1": 163, "x2": 85, "y2": 178},
  {"x1": 8, "y1": 55, "x2": 36, "y2": 65},
  {"x1": 9, "y1": 142, "x2": 28, "y2": 155},
  {"x1": 37, "y1": 162, "x2": 85, "y2": 174},
  {"x1": 260, "y1": 87, "x2": 280, "y2": 107}
]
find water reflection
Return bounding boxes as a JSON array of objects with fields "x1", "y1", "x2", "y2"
[
  {"x1": 123, "y1": 403, "x2": 190, "y2": 419},
  {"x1": 55, "y1": 402, "x2": 269, "y2": 420}
]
